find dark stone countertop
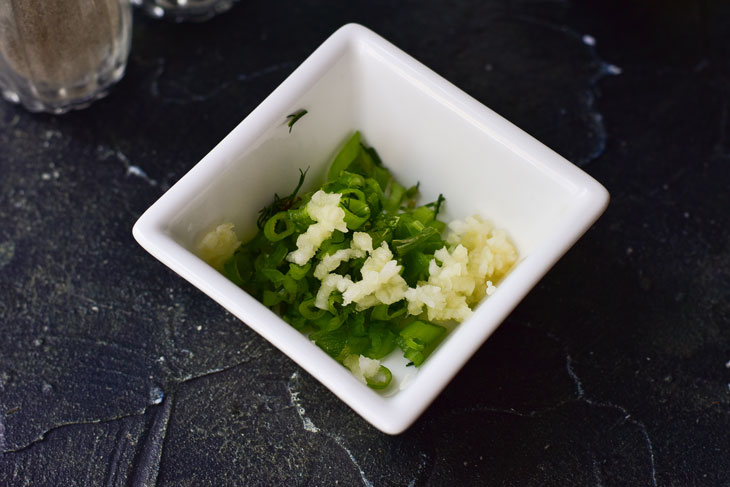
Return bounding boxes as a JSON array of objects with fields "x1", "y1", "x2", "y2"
[{"x1": 1, "y1": 1, "x2": 729, "y2": 485}]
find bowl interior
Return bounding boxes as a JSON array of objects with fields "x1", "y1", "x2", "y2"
[{"x1": 139, "y1": 24, "x2": 606, "y2": 433}]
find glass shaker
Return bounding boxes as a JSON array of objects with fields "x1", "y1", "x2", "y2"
[
  {"x1": 0, "y1": 0, "x2": 132, "y2": 114},
  {"x1": 135, "y1": 0, "x2": 238, "y2": 22}
]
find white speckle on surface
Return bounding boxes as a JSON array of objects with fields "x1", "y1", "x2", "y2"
[
  {"x1": 582, "y1": 34, "x2": 596, "y2": 46},
  {"x1": 0, "y1": 414, "x2": 5, "y2": 451},
  {"x1": 484, "y1": 63, "x2": 493, "y2": 71},
  {"x1": 0, "y1": 241, "x2": 15, "y2": 269},
  {"x1": 683, "y1": 211, "x2": 690, "y2": 219},
  {"x1": 592, "y1": 458, "x2": 605, "y2": 487},
  {"x1": 604, "y1": 63, "x2": 622, "y2": 75},
  {"x1": 195, "y1": 325, "x2": 202, "y2": 331},
  {"x1": 581, "y1": 391, "x2": 656, "y2": 486},
  {"x1": 626, "y1": 246, "x2": 634, "y2": 255},
  {"x1": 235, "y1": 62, "x2": 294, "y2": 83},
  {"x1": 127, "y1": 165, "x2": 157, "y2": 185},
  {"x1": 156, "y1": 356, "x2": 166, "y2": 364},
  {"x1": 565, "y1": 355, "x2": 585, "y2": 398},
  {"x1": 331, "y1": 434, "x2": 373, "y2": 487},
  {"x1": 41, "y1": 173, "x2": 51, "y2": 181},
  {"x1": 407, "y1": 451, "x2": 430, "y2": 487},
  {"x1": 104, "y1": 148, "x2": 159, "y2": 186},
  {"x1": 44, "y1": 129, "x2": 61, "y2": 140},
  {"x1": 285, "y1": 381, "x2": 376, "y2": 487},
  {"x1": 149, "y1": 386, "x2": 164, "y2": 405},
  {"x1": 287, "y1": 371, "x2": 320, "y2": 433},
  {"x1": 41, "y1": 382, "x2": 53, "y2": 394},
  {"x1": 724, "y1": 360, "x2": 730, "y2": 369},
  {"x1": 32, "y1": 338, "x2": 43, "y2": 347}
]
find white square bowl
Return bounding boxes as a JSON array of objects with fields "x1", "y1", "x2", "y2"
[{"x1": 132, "y1": 23, "x2": 609, "y2": 434}]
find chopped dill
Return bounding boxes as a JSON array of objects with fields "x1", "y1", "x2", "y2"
[
  {"x1": 286, "y1": 109, "x2": 308, "y2": 132},
  {"x1": 256, "y1": 167, "x2": 308, "y2": 229}
]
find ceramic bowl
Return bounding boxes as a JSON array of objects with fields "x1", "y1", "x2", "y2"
[{"x1": 132, "y1": 23, "x2": 609, "y2": 434}]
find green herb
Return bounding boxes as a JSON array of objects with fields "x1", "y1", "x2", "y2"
[
  {"x1": 328, "y1": 131, "x2": 362, "y2": 180},
  {"x1": 286, "y1": 109, "x2": 308, "y2": 132},
  {"x1": 256, "y1": 168, "x2": 308, "y2": 230},
  {"x1": 396, "y1": 321, "x2": 446, "y2": 366},
  {"x1": 225, "y1": 132, "x2": 454, "y2": 389},
  {"x1": 366, "y1": 366, "x2": 392, "y2": 389},
  {"x1": 430, "y1": 193, "x2": 445, "y2": 218}
]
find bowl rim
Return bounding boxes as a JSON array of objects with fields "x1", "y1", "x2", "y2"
[{"x1": 133, "y1": 22, "x2": 609, "y2": 434}]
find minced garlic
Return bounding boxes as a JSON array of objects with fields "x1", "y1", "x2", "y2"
[
  {"x1": 342, "y1": 242, "x2": 409, "y2": 308},
  {"x1": 308, "y1": 214, "x2": 517, "y2": 320},
  {"x1": 446, "y1": 215, "x2": 518, "y2": 305},
  {"x1": 196, "y1": 223, "x2": 240, "y2": 271},
  {"x1": 287, "y1": 190, "x2": 348, "y2": 266},
  {"x1": 343, "y1": 354, "x2": 382, "y2": 384}
]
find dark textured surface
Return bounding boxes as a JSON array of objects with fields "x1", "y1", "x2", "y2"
[{"x1": 1, "y1": 1, "x2": 729, "y2": 485}]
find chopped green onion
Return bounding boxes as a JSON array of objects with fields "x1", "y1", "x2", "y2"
[
  {"x1": 400, "y1": 320, "x2": 446, "y2": 344},
  {"x1": 262, "y1": 268, "x2": 285, "y2": 285},
  {"x1": 288, "y1": 262, "x2": 311, "y2": 280},
  {"x1": 311, "y1": 327, "x2": 347, "y2": 358},
  {"x1": 365, "y1": 321, "x2": 397, "y2": 359},
  {"x1": 366, "y1": 365, "x2": 392, "y2": 389},
  {"x1": 396, "y1": 320, "x2": 446, "y2": 366},
  {"x1": 211, "y1": 131, "x2": 484, "y2": 387},
  {"x1": 384, "y1": 180, "x2": 406, "y2": 212},
  {"x1": 223, "y1": 255, "x2": 245, "y2": 286},
  {"x1": 287, "y1": 207, "x2": 313, "y2": 232},
  {"x1": 299, "y1": 298, "x2": 325, "y2": 320},
  {"x1": 341, "y1": 197, "x2": 371, "y2": 229},
  {"x1": 328, "y1": 131, "x2": 361, "y2": 180},
  {"x1": 403, "y1": 347, "x2": 426, "y2": 367},
  {"x1": 263, "y1": 289, "x2": 284, "y2": 307},
  {"x1": 392, "y1": 226, "x2": 443, "y2": 256},
  {"x1": 371, "y1": 303, "x2": 406, "y2": 321},
  {"x1": 405, "y1": 182, "x2": 419, "y2": 199},
  {"x1": 263, "y1": 211, "x2": 295, "y2": 241}
]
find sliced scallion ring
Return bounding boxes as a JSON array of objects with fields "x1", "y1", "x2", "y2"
[
  {"x1": 366, "y1": 365, "x2": 393, "y2": 389},
  {"x1": 263, "y1": 211, "x2": 295, "y2": 241}
]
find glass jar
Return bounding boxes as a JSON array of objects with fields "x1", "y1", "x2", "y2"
[
  {"x1": 135, "y1": 0, "x2": 238, "y2": 22},
  {"x1": 0, "y1": 0, "x2": 132, "y2": 114}
]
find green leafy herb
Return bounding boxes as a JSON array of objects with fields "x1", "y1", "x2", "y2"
[
  {"x1": 328, "y1": 131, "x2": 361, "y2": 180},
  {"x1": 224, "y1": 132, "x2": 458, "y2": 389},
  {"x1": 286, "y1": 109, "x2": 308, "y2": 132},
  {"x1": 256, "y1": 168, "x2": 308, "y2": 229},
  {"x1": 428, "y1": 193, "x2": 446, "y2": 218}
]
